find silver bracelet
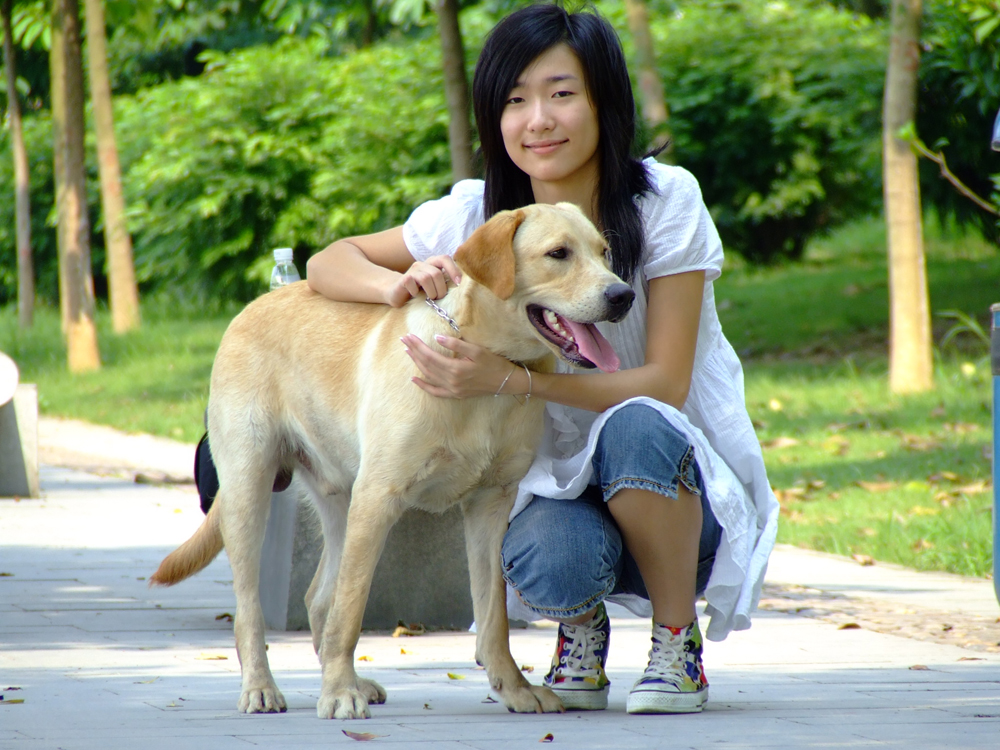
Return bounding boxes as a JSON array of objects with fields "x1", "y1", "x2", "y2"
[
  {"x1": 495, "y1": 365, "x2": 516, "y2": 398},
  {"x1": 512, "y1": 364, "x2": 532, "y2": 406}
]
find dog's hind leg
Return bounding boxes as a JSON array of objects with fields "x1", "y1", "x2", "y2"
[
  {"x1": 462, "y1": 488, "x2": 563, "y2": 714},
  {"x1": 217, "y1": 471, "x2": 288, "y2": 714},
  {"x1": 315, "y1": 487, "x2": 401, "y2": 719}
]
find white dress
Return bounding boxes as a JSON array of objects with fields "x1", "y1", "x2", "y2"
[{"x1": 403, "y1": 161, "x2": 779, "y2": 642}]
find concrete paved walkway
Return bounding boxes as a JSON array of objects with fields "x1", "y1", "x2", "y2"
[{"x1": 2, "y1": 432, "x2": 1000, "y2": 748}]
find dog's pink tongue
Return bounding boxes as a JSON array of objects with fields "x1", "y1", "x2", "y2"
[{"x1": 563, "y1": 319, "x2": 620, "y2": 373}]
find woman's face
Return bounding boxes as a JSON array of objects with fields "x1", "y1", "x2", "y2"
[{"x1": 500, "y1": 44, "x2": 600, "y2": 191}]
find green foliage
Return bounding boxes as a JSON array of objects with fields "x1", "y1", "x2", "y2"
[
  {"x1": 117, "y1": 34, "x2": 451, "y2": 301},
  {"x1": 639, "y1": 0, "x2": 887, "y2": 263},
  {"x1": 1, "y1": 34, "x2": 453, "y2": 305},
  {"x1": 918, "y1": 0, "x2": 1000, "y2": 242}
]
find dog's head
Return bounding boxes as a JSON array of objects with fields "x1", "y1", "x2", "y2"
[{"x1": 453, "y1": 203, "x2": 634, "y2": 372}]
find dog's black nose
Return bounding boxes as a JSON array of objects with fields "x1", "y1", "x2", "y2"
[{"x1": 604, "y1": 283, "x2": 635, "y2": 322}]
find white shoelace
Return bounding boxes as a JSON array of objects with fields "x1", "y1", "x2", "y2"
[
  {"x1": 642, "y1": 627, "x2": 684, "y2": 681},
  {"x1": 558, "y1": 616, "x2": 607, "y2": 674}
]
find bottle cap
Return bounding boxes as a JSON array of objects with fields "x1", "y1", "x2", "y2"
[{"x1": 273, "y1": 247, "x2": 293, "y2": 263}]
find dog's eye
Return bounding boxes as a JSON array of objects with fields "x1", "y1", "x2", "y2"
[{"x1": 547, "y1": 247, "x2": 569, "y2": 260}]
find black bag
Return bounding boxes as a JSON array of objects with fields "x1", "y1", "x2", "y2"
[{"x1": 194, "y1": 432, "x2": 219, "y2": 514}]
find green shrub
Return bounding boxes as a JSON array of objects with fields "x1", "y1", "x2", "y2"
[
  {"x1": 642, "y1": 0, "x2": 887, "y2": 263},
  {"x1": 1, "y1": 33, "x2": 453, "y2": 305},
  {"x1": 918, "y1": 0, "x2": 1000, "y2": 243},
  {"x1": 118, "y1": 34, "x2": 452, "y2": 302}
]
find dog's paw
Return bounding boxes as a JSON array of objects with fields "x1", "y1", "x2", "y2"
[
  {"x1": 316, "y1": 688, "x2": 371, "y2": 720},
  {"x1": 357, "y1": 677, "x2": 387, "y2": 705},
  {"x1": 501, "y1": 684, "x2": 564, "y2": 714},
  {"x1": 238, "y1": 685, "x2": 287, "y2": 714}
]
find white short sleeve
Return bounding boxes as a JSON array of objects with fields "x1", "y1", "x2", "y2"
[
  {"x1": 641, "y1": 163, "x2": 724, "y2": 283},
  {"x1": 402, "y1": 180, "x2": 486, "y2": 261}
]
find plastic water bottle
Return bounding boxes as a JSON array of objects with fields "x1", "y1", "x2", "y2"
[{"x1": 269, "y1": 247, "x2": 301, "y2": 291}]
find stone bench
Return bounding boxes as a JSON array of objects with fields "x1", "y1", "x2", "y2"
[
  {"x1": 259, "y1": 487, "x2": 473, "y2": 632},
  {"x1": 0, "y1": 352, "x2": 39, "y2": 499}
]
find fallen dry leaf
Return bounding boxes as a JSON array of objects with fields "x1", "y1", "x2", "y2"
[
  {"x1": 447, "y1": 672, "x2": 465, "y2": 680},
  {"x1": 838, "y1": 623, "x2": 861, "y2": 630},
  {"x1": 958, "y1": 657, "x2": 985, "y2": 661},
  {"x1": 943, "y1": 422, "x2": 981, "y2": 434},
  {"x1": 0, "y1": 699, "x2": 25, "y2": 705},
  {"x1": 520, "y1": 665, "x2": 534, "y2": 673},
  {"x1": 912, "y1": 538, "x2": 935, "y2": 551},
  {"x1": 215, "y1": 613, "x2": 233, "y2": 622},
  {"x1": 358, "y1": 655, "x2": 373, "y2": 662},
  {"x1": 195, "y1": 654, "x2": 228, "y2": 661},
  {"x1": 134, "y1": 678, "x2": 159, "y2": 684},
  {"x1": 0, "y1": 572, "x2": 13, "y2": 577},
  {"x1": 342, "y1": 730, "x2": 386, "y2": 741},
  {"x1": 822, "y1": 435, "x2": 850, "y2": 456},
  {"x1": 761, "y1": 436, "x2": 799, "y2": 450},
  {"x1": 928, "y1": 471, "x2": 961, "y2": 484},
  {"x1": 909, "y1": 664, "x2": 930, "y2": 671},
  {"x1": 540, "y1": 733, "x2": 555, "y2": 743},
  {"x1": 852, "y1": 554, "x2": 875, "y2": 566},
  {"x1": 855, "y1": 480, "x2": 896, "y2": 493},
  {"x1": 400, "y1": 648, "x2": 410, "y2": 655},
  {"x1": 423, "y1": 703, "x2": 432, "y2": 709},
  {"x1": 392, "y1": 621, "x2": 426, "y2": 637},
  {"x1": 899, "y1": 433, "x2": 942, "y2": 452},
  {"x1": 482, "y1": 695, "x2": 498, "y2": 704}
]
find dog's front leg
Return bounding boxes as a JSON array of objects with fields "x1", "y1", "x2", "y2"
[
  {"x1": 462, "y1": 489, "x2": 563, "y2": 714},
  {"x1": 315, "y1": 491, "x2": 399, "y2": 719}
]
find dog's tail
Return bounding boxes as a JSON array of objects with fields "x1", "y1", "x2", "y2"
[{"x1": 149, "y1": 503, "x2": 224, "y2": 587}]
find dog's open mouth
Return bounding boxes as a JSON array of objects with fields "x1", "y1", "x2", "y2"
[{"x1": 527, "y1": 304, "x2": 621, "y2": 373}]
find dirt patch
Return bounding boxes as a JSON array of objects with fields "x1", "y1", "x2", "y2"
[{"x1": 760, "y1": 582, "x2": 1000, "y2": 654}]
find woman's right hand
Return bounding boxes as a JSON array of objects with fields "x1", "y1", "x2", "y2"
[{"x1": 385, "y1": 255, "x2": 463, "y2": 307}]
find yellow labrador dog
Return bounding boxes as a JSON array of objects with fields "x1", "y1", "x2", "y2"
[{"x1": 150, "y1": 202, "x2": 634, "y2": 719}]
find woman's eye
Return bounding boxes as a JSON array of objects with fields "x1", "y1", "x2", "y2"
[
  {"x1": 547, "y1": 248, "x2": 569, "y2": 260},
  {"x1": 553, "y1": 90, "x2": 575, "y2": 99},
  {"x1": 505, "y1": 96, "x2": 524, "y2": 105}
]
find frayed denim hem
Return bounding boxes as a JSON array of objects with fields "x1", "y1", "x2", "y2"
[
  {"x1": 501, "y1": 570, "x2": 617, "y2": 620},
  {"x1": 601, "y1": 446, "x2": 702, "y2": 504}
]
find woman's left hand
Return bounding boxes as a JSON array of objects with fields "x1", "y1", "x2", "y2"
[{"x1": 401, "y1": 333, "x2": 516, "y2": 399}]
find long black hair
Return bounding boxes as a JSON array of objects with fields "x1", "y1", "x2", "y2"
[{"x1": 472, "y1": 3, "x2": 653, "y2": 283}]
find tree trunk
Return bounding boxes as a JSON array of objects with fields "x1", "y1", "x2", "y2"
[
  {"x1": 624, "y1": 0, "x2": 671, "y2": 157},
  {"x1": 2, "y1": 0, "x2": 34, "y2": 328},
  {"x1": 883, "y1": 0, "x2": 931, "y2": 393},
  {"x1": 51, "y1": 0, "x2": 100, "y2": 372},
  {"x1": 435, "y1": 0, "x2": 473, "y2": 182},
  {"x1": 84, "y1": 0, "x2": 139, "y2": 332}
]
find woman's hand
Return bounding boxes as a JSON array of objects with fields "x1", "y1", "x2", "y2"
[
  {"x1": 386, "y1": 255, "x2": 463, "y2": 308},
  {"x1": 401, "y1": 333, "x2": 517, "y2": 399}
]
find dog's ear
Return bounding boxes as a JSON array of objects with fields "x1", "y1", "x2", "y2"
[{"x1": 453, "y1": 209, "x2": 526, "y2": 300}]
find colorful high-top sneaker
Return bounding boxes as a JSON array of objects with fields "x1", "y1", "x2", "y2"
[
  {"x1": 626, "y1": 618, "x2": 708, "y2": 714},
  {"x1": 542, "y1": 602, "x2": 611, "y2": 710}
]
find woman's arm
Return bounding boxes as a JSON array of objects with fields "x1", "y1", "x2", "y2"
[
  {"x1": 402, "y1": 270, "x2": 705, "y2": 411},
  {"x1": 306, "y1": 226, "x2": 462, "y2": 306}
]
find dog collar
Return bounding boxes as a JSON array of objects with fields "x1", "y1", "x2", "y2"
[{"x1": 425, "y1": 297, "x2": 461, "y2": 335}]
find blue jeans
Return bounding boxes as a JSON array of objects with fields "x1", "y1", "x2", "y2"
[{"x1": 501, "y1": 404, "x2": 723, "y2": 619}]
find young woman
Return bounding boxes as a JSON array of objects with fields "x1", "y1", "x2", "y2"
[{"x1": 307, "y1": 4, "x2": 778, "y2": 715}]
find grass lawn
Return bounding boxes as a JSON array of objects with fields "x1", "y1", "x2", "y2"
[{"x1": 1, "y1": 215, "x2": 996, "y2": 576}]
